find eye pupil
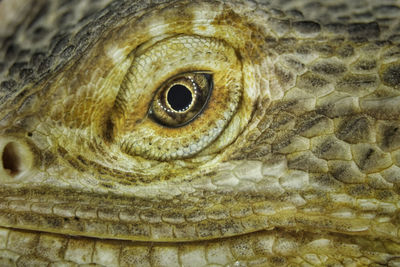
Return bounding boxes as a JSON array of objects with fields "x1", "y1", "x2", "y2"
[{"x1": 167, "y1": 84, "x2": 193, "y2": 112}]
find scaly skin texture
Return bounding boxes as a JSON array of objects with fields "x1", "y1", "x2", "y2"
[{"x1": 1, "y1": 0, "x2": 400, "y2": 266}]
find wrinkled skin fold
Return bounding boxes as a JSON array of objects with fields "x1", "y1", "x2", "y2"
[{"x1": 0, "y1": 0, "x2": 400, "y2": 266}]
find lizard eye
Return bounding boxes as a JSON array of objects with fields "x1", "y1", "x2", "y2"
[
  {"x1": 111, "y1": 35, "x2": 244, "y2": 160},
  {"x1": 149, "y1": 72, "x2": 213, "y2": 127}
]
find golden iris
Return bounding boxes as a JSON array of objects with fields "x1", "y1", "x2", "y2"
[{"x1": 149, "y1": 72, "x2": 213, "y2": 127}]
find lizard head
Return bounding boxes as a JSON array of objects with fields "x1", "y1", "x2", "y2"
[{"x1": 0, "y1": 0, "x2": 400, "y2": 265}]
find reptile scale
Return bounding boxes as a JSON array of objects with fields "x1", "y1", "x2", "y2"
[{"x1": 0, "y1": 0, "x2": 400, "y2": 266}]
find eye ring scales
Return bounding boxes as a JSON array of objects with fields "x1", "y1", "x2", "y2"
[{"x1": 111, "y1": 35, "x2": 242, "y2": 160}]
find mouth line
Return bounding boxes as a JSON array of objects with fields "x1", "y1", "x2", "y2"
[
  {"x1": 0, "y1": 186, "x2": 398, "y2": 244},
  {"x1": 0, "y1": 198, "x2": 398, "y2": 244},
  {"x1": 0, "y1": 224, "x2": 387, "y2": 244},
  {"x1": 0, "y1": 216, "x2": 392, "y2": 245}
]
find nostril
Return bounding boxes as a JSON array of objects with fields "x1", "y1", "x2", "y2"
[
  {"x1": 2, "y1": 142, "x2": 22, "y2": 176},
  {"x1": 0, "y1": 138, "x2": 33, "y2": 180}
]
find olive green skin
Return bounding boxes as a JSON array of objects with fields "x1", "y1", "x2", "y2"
[{"x1": 0, "y1": 0, "x2": 400, "y2": 266}]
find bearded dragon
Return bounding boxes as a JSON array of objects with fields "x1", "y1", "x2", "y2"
[{"x1": 0, "y1": 0, "x2": 399, "y2": 266}]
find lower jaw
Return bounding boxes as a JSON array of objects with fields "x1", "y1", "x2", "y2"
[{"x1": 0, "y1": 226, "x2": 398, "y2": 266}]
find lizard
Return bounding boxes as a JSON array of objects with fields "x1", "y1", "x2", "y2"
[{"x1": 0, "y1": 0, "x2": 400, "y2": 266}]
